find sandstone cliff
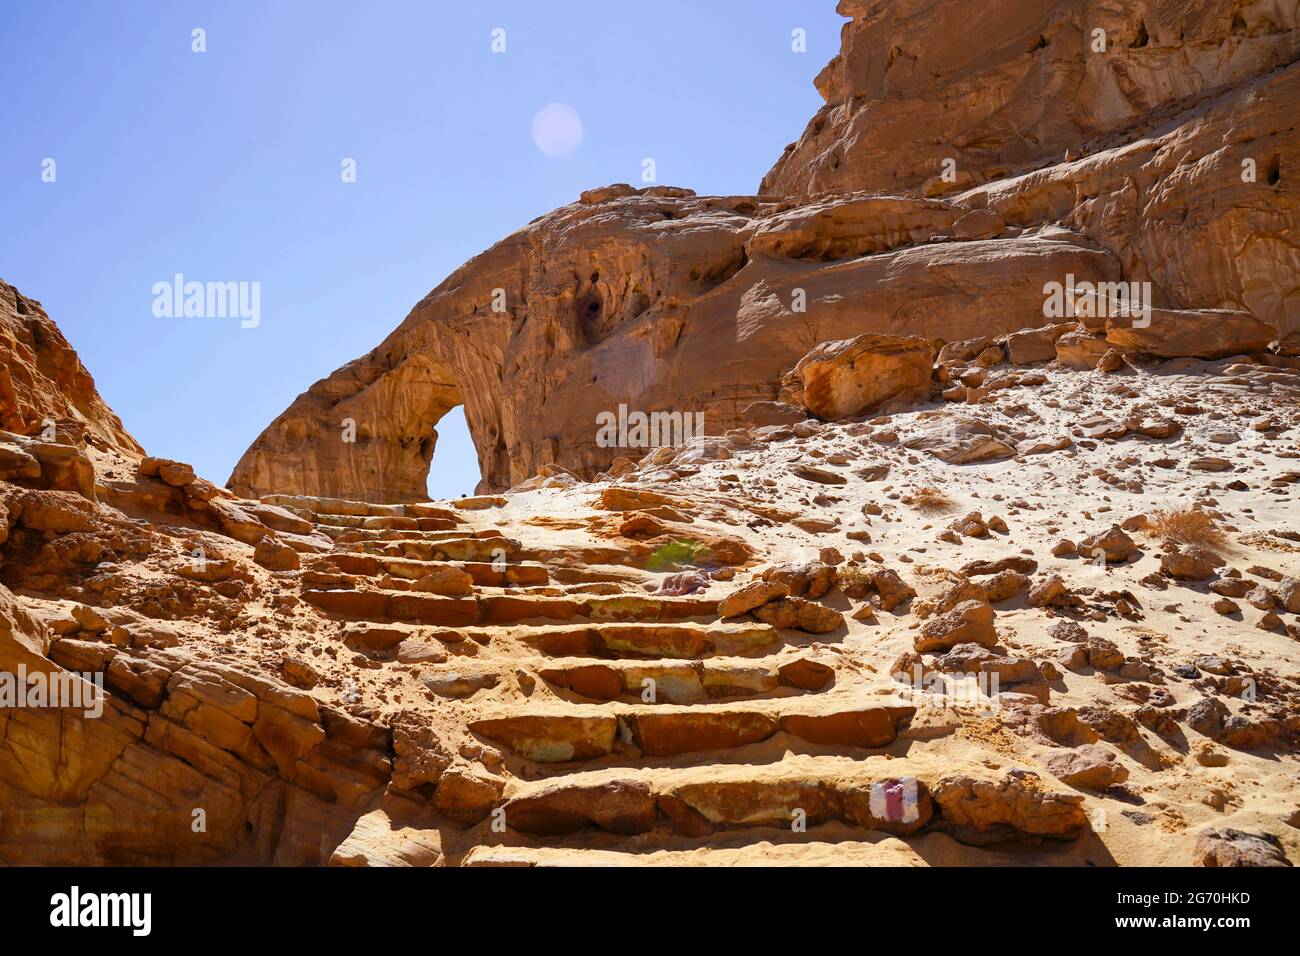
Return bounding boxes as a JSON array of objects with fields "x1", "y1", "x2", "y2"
[
  {"x1": 763, "y1": 0, "x2": 1300, "y2": 201},
  {"x1": 0, "y1": 281, "x2": 142, "y2": 458},
  {"x1": 763, "y1": 0, "x2": 1300, "y2": 335},
  {"x1": 228, "y1": 192, "x2": 1114, "y2": 500}
]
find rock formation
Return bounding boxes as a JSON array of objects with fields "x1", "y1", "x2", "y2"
[
  {"x1": 228, "y1": 195, "x2": 1115, "y2": 500},
  {"x1": 0, "y1": 281, "x2": 142, "y2": 458},
  {"x1": 5, "y1": 321, "x2": 1299, "y2": 865},
  {"x1": 230, "y1": 0, "x2": 1298, "y2": 503},
  {"x1": 3, "y1": 0, "x2": 1299, "y2": 869},
  {"x1": 763, "y1": 0, "x2": 1300, "y2": 201}
]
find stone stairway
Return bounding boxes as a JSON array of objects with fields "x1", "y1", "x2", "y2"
[{"x1": 268, "y1": 494, "x2": 1092, "y2": 865}]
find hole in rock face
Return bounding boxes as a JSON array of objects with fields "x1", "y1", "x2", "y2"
[
  {"x1": 425, "y1": 405, "x2": 482, "y2": 501},
  {"x1": 1267, "y1": 154, "x2": 1281, "y2": 185},
  {"x1": 1131, "y1": 22, "x2": 1149, "y2": 47},
  {"x1": 630, "y1": 290, "x2": 651, "y2": 318},
  {"x1": 577, "y1": 289, "x2": 609, "y2": 344}
]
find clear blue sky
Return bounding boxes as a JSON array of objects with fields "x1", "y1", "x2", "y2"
[{"x1": 0, "y1": 0, "x2": 840, "y2": 499}]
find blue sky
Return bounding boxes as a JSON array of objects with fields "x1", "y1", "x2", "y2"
[{"x1": 0, "y1": 0, "x2": 841, "y2": 499}]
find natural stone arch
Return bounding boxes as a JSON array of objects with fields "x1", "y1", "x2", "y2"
[
  {"x1": 230, "y1": 191, "x2": 1133, "y2": 504},
  {"x1": 228, "y1": 351, "x2": 468, "y2": 504}
]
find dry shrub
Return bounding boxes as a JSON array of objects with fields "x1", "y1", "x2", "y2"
[
  {"x1": 1146, "y1": 506, "x2": 1231, "y2": 555},
  {"x1": 910, "y1": 486, "x2": 955, "y2": 515},
  {"x1": 838, "y1": 563, "x2": 873, "y2": 599}
]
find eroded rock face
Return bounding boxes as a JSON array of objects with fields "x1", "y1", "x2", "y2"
[
  {"x1": 0, "y1": 281, "x2": 142, "y2": 458},
  {"x1": 229, "y1": 196, "x2": 1114, "y2": 501},
  {"x1": 969, "y1": 46, "x2": 1300, "y2": 339},
  {"x1": 764, "y1": 2, "x2": 1300, "y2": 334},
  {"x1": 0, "y1": 582, "x2": 392, "y2": 864},
  {"x1": 762, "y1": 1, "x2": 1299, "y2": 202}
]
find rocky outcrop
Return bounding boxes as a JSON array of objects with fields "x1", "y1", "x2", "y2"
[
  {"x1": 979, "y1": 64, "x2": 1300, "y2": 338},
  {"x1": 764, "y1": 2, "x2": 1300, "y2": 335},
  {"x1": 762, "y1": 0, "x2": 1300, "y2": 202},
  {"x1": 229, "y1": 197, "x2": 1114, "y2": 501},
  {"x1": 0, "y1": 580, "x2": 391, "y2": 864},
  {"x1": 0, "y1": 281, "x2": 142, "y2": 458}
]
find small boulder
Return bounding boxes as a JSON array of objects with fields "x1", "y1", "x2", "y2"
[
  {"x1": 762, "y1": 562, "x2": 837, "y2": 599},
  {"x1": 718, "y1": 580, "x2": 788, "y2": 618},
  {"x1": 412, "y1": 566, "x2": 475, "y2": 597},
  {"x1": 1161, "y1": 546, "x2": 1218, "y2": 581},
  {"x1": 433, "y1": 765, "x2": 505, "y2": 825},
  {"x1": 1078, "y1": 526, "x2": 1138, "y2": 563},
  {"x1": 1194, "y1": 828, "x2": 1292, "y2": 868},
  {"x1": 872, "y1": 568, "x2": 916, "y2": 611},
  {"x1": 915, "y1": 600, "x2": 996, "y2": 653},
  {"x1": 254, "y1": 537, "x2": 301, "y2": 571},
  {"x1": 1044, "y1": 745, "x2": 1129, "y2": 790},
  {"x1": 786, "y1": 334, "x2": 935, "y2": 420}
]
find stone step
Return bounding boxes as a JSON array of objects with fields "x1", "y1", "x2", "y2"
[
  {"x1": 311, "y1": 524, "x2": 369, "y2": 542},
  {"x1": 485, "y1": 756, "x2": 1089, "y2": 844},
  {"x1": 522, "y1": 534, "x2": 750, "y2": 572},
  {"x1": 580, "y1": 594, "x2": 719, "y2": 622},
  {"x1": 462, "y1": 562, "x2": 550, "y2": 588},
  {"x1": 547, "y1": 565, "x2": 647, "y2": 586},
  {"x1": 319, "y1": 552, "x2": 549, "y2": 587},
  {"x1": 468, "y1": 701, "x2": 916, "y2": 762},
  {"x1": 313, "y1": 513, "x2": 454, "y2": 532},
  {"x1": 538, "y1": 656, "x2": 834, "y2": 703},
  {"x1": 479, "y1": 594, "x2": 718, "y2": 625},
  {"x1": 354, "y1": 536, "x2": 521, "y2": 563},
  {"x1": 461, "y1": 841, "x2": 932, "y2": 867},
  {"x1": 259, "y1": 494, "x2": 460, "y2": 524},
  {"x1": 514, "y1": 621, "x2": 782, "y2": 659},
  {"x1": 300, "y1": 590, "x2": 724, "y2": 628},
  {"x1": 302, "y1": 589, "x2": 481, "y2": 626},
  {"x1": 521, "y1": 545, "x2": 637, "y2": 568},
  {"x1": 351, "y1": 529, "x2": 511, "y2": 549},
  {"x1": 303, "y1": 569, "x2": 588, "y2": 601},
  {"x1": 497, "y1": 762, "x2": 927, "y2": 838},
  {"x1": 374, "y1": 620, "x2": 787, "y2": 661},
  {"x1": 472, "y1": 583, "x2": 628, "y2": 598}
]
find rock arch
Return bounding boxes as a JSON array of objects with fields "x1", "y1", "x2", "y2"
[
  {"x1": 229, "y1": 191, "x2": 1131, "y2": 503},
  {"x1": 228, "y1": 350, "x2": 469, "y2": 504}
]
